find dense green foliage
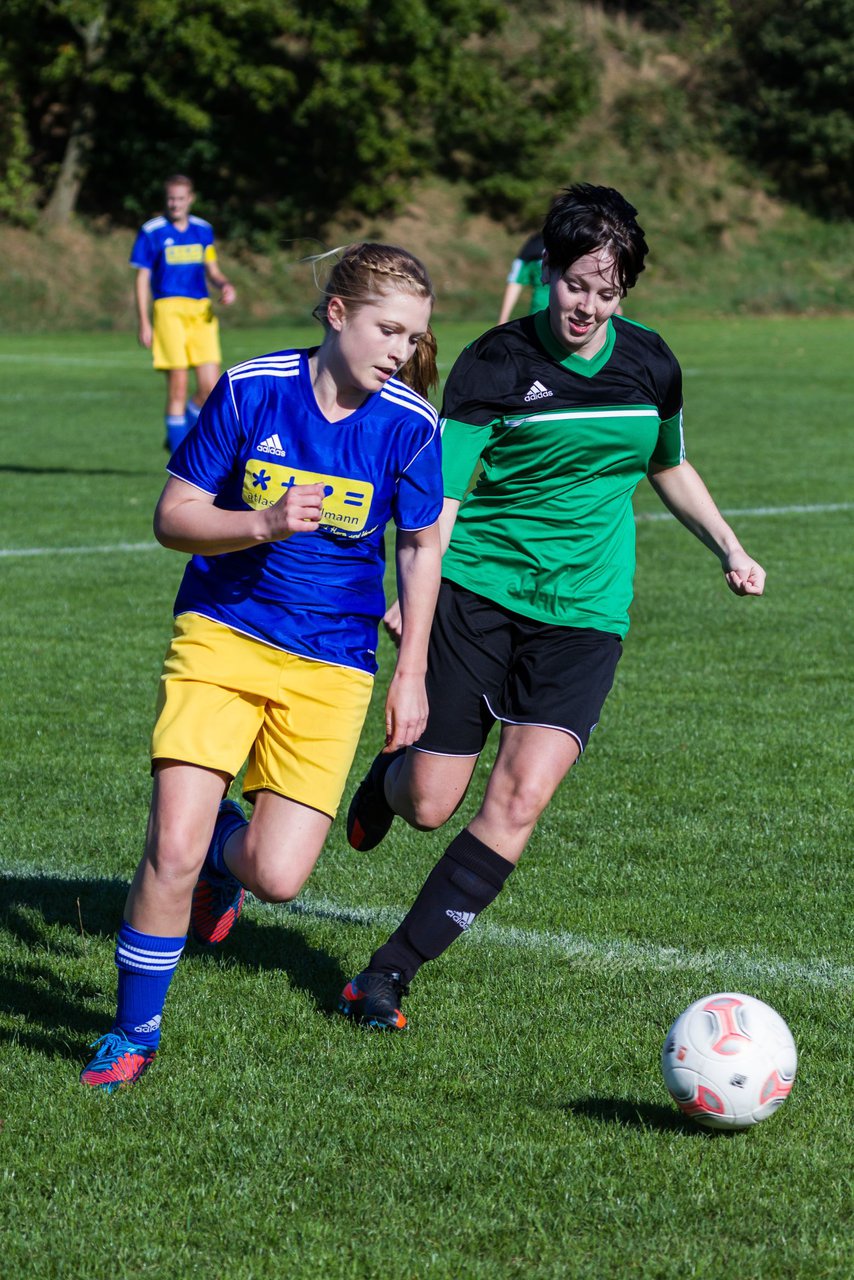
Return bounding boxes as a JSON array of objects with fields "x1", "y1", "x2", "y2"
[
  {"x1": 619, "y1": 0, "x2": 854, "y2": 218},
  {"x1": 2, "y1": 0, "x2": 850, "y2": 236},
  {"x1": 0, "y1": 318, "x2": 852, "y2": 1277},
  {"x1": 0, "y1": 0, "x2": 594, "y2": 236},
  {"x1": 721, "y1": 0, "x2": 854, "y2": 217}
]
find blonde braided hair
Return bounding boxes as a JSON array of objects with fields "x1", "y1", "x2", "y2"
[{"x1": 311, "y1": 242, "x2": 439, "y2": 399}]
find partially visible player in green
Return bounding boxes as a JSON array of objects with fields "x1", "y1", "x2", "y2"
[
  {"x1": 341, "y1": 183, "x2": 766, "y2": 1031},
  {"x1": 497, "y1": 232, "x2": 549, "y2": 324},
  {"x1": 131, "y1": 174, "x2": 236, "y2": 452}
]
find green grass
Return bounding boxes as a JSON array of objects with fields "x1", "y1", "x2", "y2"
[{"x1": 1, "y1": 318, "x2": 852, "y2": 1279}]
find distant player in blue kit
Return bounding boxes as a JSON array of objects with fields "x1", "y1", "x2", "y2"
[
  {"x1": 81, "y1": 242, "x2": 443, "y2": 1091},
  {"x1": 131, "y1": 174, "x2": 236, "y2": 452}
]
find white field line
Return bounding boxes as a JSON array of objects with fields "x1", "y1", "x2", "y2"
[
  {"x1": 635, "y1": 502, "x2": 854, "y2": 522},
  {"x1": 275, "y1": 894, "x2": 852, "y2": 990},
  {"x1": 0, "y1": 353, "x2": 140, "y2": 368},
  {"x1": 3, "y1": 864, "x2": 849, "y2": 989},
  {"x1": 1, "y1": 502, "x2": 851, "y2": 562},
  {"x1": 0, "y1": 540, "x2": 161, "y2": 559}
]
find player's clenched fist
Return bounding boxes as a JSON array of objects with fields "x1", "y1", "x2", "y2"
[{"x1": 262, "y1": 482, "x2": 326, "y2": 540}]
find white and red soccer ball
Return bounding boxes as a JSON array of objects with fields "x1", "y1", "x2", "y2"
[{"x1": 661, "y1": 993, "x2": 797, "y2": 1129}]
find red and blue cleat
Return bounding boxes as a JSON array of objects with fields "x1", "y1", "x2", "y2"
[
  {"x1": 191, "y1": 798, "x2": 248, "y2": 946},
  {"x1": 80, "y1": 1030, "x2": 157, "y2": 1093}
]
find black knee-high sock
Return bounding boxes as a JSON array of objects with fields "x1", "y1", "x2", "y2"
[{"x1": 368, "y1": 829, "x2": 514, "y2": 984}]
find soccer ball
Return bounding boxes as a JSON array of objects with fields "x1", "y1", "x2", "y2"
[{"x1": 661, "y1": 992, "x2": 797, "y2": 1129}]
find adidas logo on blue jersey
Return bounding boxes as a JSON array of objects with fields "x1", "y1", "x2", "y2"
[
  {"x1": 523, "y1": 380, "x2": 552, "y2": 402},
  {"x1": 257, "y1": 433, "x2": 287, "y2": 457}
]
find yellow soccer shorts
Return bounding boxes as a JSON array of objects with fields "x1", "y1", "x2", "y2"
[
  {"x1": 152, "y1": 296, "x2": 222, "y2": 370},
  {"x1": 151, "y1": 613, "x2": 374, "y2": 818}
]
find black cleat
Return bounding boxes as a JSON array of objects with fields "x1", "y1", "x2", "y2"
[
  {"x1": 346, "y1": 748, "x2": 404, "y2": 851},
  {"x1": 337, "y1": 970, "x2": 409, "y2": 1030}
]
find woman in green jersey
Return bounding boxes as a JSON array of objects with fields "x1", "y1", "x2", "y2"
[{"x1": 339, "y1": 184, "x2": 765, "y2": 1030}]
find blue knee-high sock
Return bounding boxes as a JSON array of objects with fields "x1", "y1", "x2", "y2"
[
  {"x1": 165, "y1": 413, "x2": 189, "y2": 453},
  {"x1": 114, "y1": 922, "x2": 186, "y2": 1048},
  {"x1": 185, "y1": 398, "x2": 202, "y2": 430}
]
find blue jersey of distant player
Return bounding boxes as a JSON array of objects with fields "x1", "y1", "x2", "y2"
[
  {"x1": 130, "y1": 215, "x2": 216, "y2": 301},
  {"x1": 166, "y1": 350, "x2": 443, "y2": 673}
]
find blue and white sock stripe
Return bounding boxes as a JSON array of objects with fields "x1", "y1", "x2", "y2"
[{"x1": 115, "y1": 935, "x2": 185, "y2": 974}]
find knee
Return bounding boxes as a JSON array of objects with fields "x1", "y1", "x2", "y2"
[
  {"x1": 495, "y1": 777, "x2": 552, "y2": 832},
  {"x1": 146, "y1": 820, "x2": 208, "y2": 886},
  {"x1": 243, "y1": 866, "x2": 306, "y2": 905},
  {"x1": 407, "y1": 792, "x2": 455, "y2": 832}
]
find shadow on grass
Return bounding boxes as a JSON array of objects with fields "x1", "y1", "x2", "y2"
[
  {"x1": 0, "y1": 874, "x2": 348, "y2": 1061},
  {"x1": 562, "y1": 1096, "x2": 723, "y2": 1137},
  {"x1": 0, "y1": 464, "x2": 158, "y2": 478}
]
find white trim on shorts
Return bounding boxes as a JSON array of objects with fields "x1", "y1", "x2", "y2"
[{"x1": 483, "y1": 694, "x2": 586, "y2": 754}]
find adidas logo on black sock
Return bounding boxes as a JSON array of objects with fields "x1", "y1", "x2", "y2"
[{"x1": 445, "y1": 908, "x2": 476, "y2": 931}]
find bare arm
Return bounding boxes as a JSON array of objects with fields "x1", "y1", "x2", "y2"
[
  {"x1": 382, "y1": 497, "x2": 460, "y2": 644},
  {"x1": 383, "y1": 522, "x2": 443, "y2": 751},
  {"x1": 153, "y1": 474, "x2": 326, "y2": 556},
  {"x1": 205, "y1": 258, "x2": 236, "y2": 306},
  {"x1": 647, "y1": 461, "x2": 766, "y2": 596},
  {"x1": 134, "y1": 268, "x2": 153, "y2": 348},
  {"x1": 498, "y1": 281, "x2": 524, "y2": 325}
]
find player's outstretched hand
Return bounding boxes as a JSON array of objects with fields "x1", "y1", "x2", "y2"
[
  {"x1": 724, "y1": 551, "x2": 766, "y2": 596},
  {"x1": 382, "y1": 598, "x2": 403, "y2": 647},
  {"x1": 263, "y1": 482, "x2": 326, "y2": 541}
]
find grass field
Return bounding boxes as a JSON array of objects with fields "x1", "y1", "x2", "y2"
[{"x1": 1, "y1": 316, "x2": 852, "y2": 1279}]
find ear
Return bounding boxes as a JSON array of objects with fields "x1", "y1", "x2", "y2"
[
  {"x1": 541, "y1": 252, "x2": 553, "y2": 285},
  {"x1": 326, "y1": 296, "x2": 347, "y2": 331}
]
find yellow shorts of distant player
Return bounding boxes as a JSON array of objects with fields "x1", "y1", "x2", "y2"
[
  {"x1": 151, "y1": 613, "x2": 374, "y2": 818},
  {"x1": 152, "y1": 296, "x2": 222, "y2": 370}
]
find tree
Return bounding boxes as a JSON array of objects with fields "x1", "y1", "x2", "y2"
[
  {"x1": 0, "y1": 56, "x2": 39, "y2": 225},
  {"x1": 0, "y1": 0, "x2": 594, "y2": 235},
  {"x1": 720, "y1": 0, "x2": 854, "y2": 217}
]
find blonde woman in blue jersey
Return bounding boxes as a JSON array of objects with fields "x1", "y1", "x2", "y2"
[
  {"x1": 81, "y1": 243, "x2": 443, "y2": 1091},
  {"x1": 340, "y1": 186, "x2": 766, "y2": 1031},
  {"x1": 131, "y1": 175, "x2": 236, "y2": 452}
]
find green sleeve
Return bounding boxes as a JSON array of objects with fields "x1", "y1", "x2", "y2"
[
  {"x1": 518, "y1": 259, "x2": 541, "y2": 288},
  {"x1": 440, "y1": 416, "x2": 497, "y2": 500},
  {"x1": 650, "y1": 408, "x2": 686, "y2": 469}
]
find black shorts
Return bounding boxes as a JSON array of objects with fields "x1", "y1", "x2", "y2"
[{"x1": 415, "y1": 580, "x2": 622, "y2": 757}]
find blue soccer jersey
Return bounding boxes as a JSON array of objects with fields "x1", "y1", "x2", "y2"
[
  {"x1": 166, "y1": 350, "x2": 443, "y2": 673},
  {"x1": 130, "y1": 214, "x2": 217, "y2": 301}
]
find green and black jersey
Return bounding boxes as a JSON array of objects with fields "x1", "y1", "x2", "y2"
[
  {"x1": 440, "y1": 310, "x2": 685, "y2": 638},
  {"x1": 507, "y1": 234, "x2": 550, "y2": 313}
]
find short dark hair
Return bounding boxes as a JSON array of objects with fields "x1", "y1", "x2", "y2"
[{"x1": 542, "y1": 184, "x2": 648, "y2": 294}]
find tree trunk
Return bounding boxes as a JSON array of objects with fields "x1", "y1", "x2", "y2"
[{"x1": 40, "y1": 13, "x2": 106, "y2": 227}]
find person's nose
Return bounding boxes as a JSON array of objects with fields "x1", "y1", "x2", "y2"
[{"x1": 388, "y1": 335, "x2": 409, "y2": 366}]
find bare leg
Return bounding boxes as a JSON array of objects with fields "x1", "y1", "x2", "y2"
[
  {"x1": 223, "y1": 789, "x2": 332, "y2": 903},
  {"x1": 165, "y1": 367, "x2": 189, "y2": 417},
  {"x1": 192, "y1": 361, "x2": 220, "y2": 410},
  {"x1": 125, "y1": 761, "x2": 229, "y2": 936},
  {"x1": 469, "y1": 723, "x2": 581, "y2": 862},
  {"x1": 387, "y1": 748, "x2": 480, "y2": 830}
]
